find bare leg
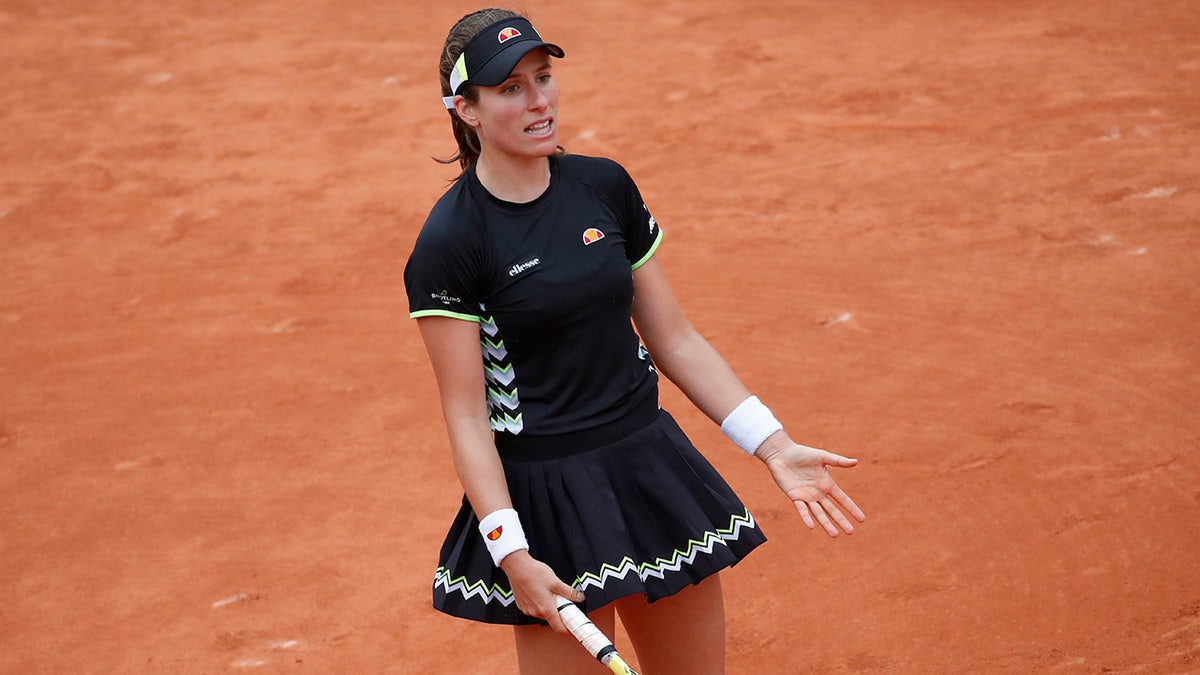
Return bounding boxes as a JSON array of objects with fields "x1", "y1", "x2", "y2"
[
  {"x1": 614, "y1": 574, "x2": 726, "y2": 674},
  {"x1": 514, "y1": 603, "x2": 617, "y2": 675}
]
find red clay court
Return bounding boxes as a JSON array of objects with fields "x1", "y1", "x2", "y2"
[{"x1": 2, "y1": 1, "x2": 1197, "y2": 672}]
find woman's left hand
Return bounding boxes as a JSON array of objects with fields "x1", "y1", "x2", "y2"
[{"x1": 756, "y1": 436, "x2": 866, "y2": 536}]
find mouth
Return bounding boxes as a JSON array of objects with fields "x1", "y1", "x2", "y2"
[{"x1": 525, "y1": 118, "x2": 554, "y2": 137}]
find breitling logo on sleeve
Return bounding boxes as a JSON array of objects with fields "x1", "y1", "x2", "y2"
[{"x1": 431, "y1": 289, "x2": 462, "y2": 305}]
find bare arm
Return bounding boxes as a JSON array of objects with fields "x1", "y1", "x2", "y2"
[
  {"x1": 631, "y1": 258, "x2": 866, "y2": 535},
  {"x1": 415, "y1": 316, "x2": 582, "y2": 629},
  {"x1": 416, "y1": 316, "x2": 510, "y2": 514},
  {"x1": 629, "y1": 257, "x2": 752, "y2": 424}
]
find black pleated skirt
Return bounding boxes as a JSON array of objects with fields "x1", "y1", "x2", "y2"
[{"x1": 431, "y1": 400, "x2": 767, "y2": 625}]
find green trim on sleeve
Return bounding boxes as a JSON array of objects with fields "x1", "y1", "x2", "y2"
[
  {"x1": 630, "y1": 228, "x2": 664, "y2": 271},
  {"x1": 410, "y1": 309, "x2": 482, "y2": 322}
]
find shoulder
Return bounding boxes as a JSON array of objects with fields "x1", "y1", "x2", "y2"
[
  {"x1": 406, "y1": 180, "x2": 491, "y2": 279},
  {"x1": 559, "y1": 153, "x2": 623, "y2": 173},
  {"x1": 416, "y1": 179, "x2": 483, "y2": 246},
  {"x1": 425, "y1": 178, "x2": 478, "y2": 230},
  {"x1": 557, "y1": 153, "x2": 635, "y2": 189}
]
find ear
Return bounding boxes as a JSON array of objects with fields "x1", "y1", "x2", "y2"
[{"x1": 453, "y1": 96, "x2": 481, "y2": 129}]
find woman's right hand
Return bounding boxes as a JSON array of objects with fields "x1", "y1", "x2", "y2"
[{"x1": 499, "y1": 550, "x2": 585, "y2": 633}]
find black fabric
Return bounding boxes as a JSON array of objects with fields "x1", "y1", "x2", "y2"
[
  {"x1": 432, "y1": 408, "x2": 768, "y2": 625},
  {"x1": 404, "y1": 154, "x2": 663, "y2": 438}
]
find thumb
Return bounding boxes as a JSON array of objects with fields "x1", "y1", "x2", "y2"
[
  {"x1": 822, "y1": 451, "x2": 859, "y2": 467},
  {"x1": 556, "y1": 583, "x2": 585, "y2": 603}
]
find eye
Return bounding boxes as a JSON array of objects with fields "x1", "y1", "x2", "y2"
[
  {"x1": 537, "y1": 73, "x2": 552, "y2": 85},
  {"x1": 502, "y1": 82, "x2": 521, "y2": 95}
]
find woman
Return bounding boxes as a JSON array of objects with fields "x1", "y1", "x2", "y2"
[{"x1": 404, "y1": 9, "x2": 865, "y2": 673}]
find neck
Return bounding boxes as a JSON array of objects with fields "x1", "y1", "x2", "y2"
[{"x1": 474, "y1": 151, "x2": 552, "y2": 203}]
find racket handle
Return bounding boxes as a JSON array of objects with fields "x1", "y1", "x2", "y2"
[
  {"x1": 554, "y1": 595, "x2": 613, "y2": 660},
  {"x1": 553, "y1": 595, "x2": 639, "y2": 674}
]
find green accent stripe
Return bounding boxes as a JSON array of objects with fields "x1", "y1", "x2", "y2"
[
  {"x1": 434, "y1": 567, "x2": 515, "y2": 605},
  {"x1": 433, "y1": 507, "x2": 757, "y2": 608},
  {"x1": 630, "y1": 228, "x2": 664, "y2": 271},
  {"x1": 410, "y1": 309, "x2": 481, "y2": 322},
  {"x1": 571, "y1": 507, "x2": 754, "y2": 588}
]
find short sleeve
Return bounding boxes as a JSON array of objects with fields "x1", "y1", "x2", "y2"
[
  {"x1": 614, "y1": 165, "x2": 664, "y2": 270},
  {"x1": 404, "y1": 208, "x2": 484, "y2": 322}
]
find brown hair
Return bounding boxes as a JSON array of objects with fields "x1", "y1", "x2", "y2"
[
  {"x1": 436, "y1": 8, "x2": 520, "y2": 171},
  {"x1": 436, "y1": 8, "x2": 564, "y2": 174}
]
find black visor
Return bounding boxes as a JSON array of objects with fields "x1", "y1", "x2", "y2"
[{"x1": 448, "y1": 17, "x2": 565, "y2": 97}]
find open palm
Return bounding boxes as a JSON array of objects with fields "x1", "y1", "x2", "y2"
[{"x1": 761, "y1": 442, "x2": 866, "y2": 536}]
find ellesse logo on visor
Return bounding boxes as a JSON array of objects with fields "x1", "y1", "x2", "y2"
[{"x1": 497, "y1": 27, "x2": 522, "y2": 43}]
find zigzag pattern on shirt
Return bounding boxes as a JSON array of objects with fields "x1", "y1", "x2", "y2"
[
  {"x1": 434, "y1": 508, "x2": 757, "y2": 607},
  {"x1": 479, "y1": 308, "x2": 522, "y2": 434}
]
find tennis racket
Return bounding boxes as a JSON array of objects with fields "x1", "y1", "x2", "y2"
[{"x1": 554, "y1": 594, "x2": 639, "y2": 675}]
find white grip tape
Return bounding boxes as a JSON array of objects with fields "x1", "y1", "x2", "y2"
[
  {"x1": 555, "y1": 595, "x2": 614, "y2": 661},
  {"x1": 720, "y1": 395, "x2": 783, "y2": 455},
  {"x1": 478, "y1": 508, "x2": 529, "y2": 567}
]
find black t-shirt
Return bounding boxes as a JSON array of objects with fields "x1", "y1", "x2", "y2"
[{"x1": 405, "y1": 154, "x2": 664, "y2": 438}]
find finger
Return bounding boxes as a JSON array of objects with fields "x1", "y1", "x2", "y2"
[
  {"x1": 821, "y1": 495, "x2": 856, "y2": 535},
  {"x1": 795, "y1": 500, "x2": 817, "y2": 529},
  {"x1": 546, "y1": 609, "x2": 569, "y2": 634},
  {"x1": 809, "y1": 500, "x2": 840, "y2": 537},
  {"x1": 540, "y1": 596, "x2": 569, "y2": 633},
  {"x1": 546, "y1": 584, "x2": 583, "y2": 633},
  {"x1": 832, "y1": 485, "x2": 867, "y2": 522},
  {"x1": 517, "y1": 599, "x2": 554, "y2": 629},
  {"x1": 517, "y1": 592, "x2": 564, "y2": 632}
]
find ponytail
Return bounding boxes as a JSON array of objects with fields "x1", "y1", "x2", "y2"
[{"x1": 436, "y1": 8, "x2": 520, "y2": 172}]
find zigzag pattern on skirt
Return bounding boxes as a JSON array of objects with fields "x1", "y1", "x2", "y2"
[{"x1": 432, "y1": 507, "x2": 757, "y2": 607}]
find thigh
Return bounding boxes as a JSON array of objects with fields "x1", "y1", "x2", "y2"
[
  {"x1": 615, "y1": 574, "x2": 726, "y2": 674},
  {"x1": 513, "y1": 604, "x2": 616, "y2": 675}
]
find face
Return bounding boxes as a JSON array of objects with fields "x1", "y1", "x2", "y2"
[{"x1": 457, "y1": 48, "x2": 559, "y2": 162}]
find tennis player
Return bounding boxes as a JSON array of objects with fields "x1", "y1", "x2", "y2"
[{"x1": 404, "y1": 9, "x2": 866, "y2": 673}]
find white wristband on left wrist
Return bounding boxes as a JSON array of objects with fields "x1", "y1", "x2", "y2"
[{"x1": 721, "y1": 395, "x2": 783, "y2": 455}]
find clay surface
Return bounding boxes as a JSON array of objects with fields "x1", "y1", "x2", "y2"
[{"x1": 2, "y1": 1, "x2": 1197, "y2": 672}]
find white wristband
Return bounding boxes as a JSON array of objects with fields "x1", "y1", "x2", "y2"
[
  {"x1": 478, "y1": 508, "x2": 529, "y2": 567},
  {"x1": 721, "y1": 396, "x2": 783, "y2": 455}
]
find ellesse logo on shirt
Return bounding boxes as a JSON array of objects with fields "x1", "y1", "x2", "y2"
[
  {"x1": 582, "y1": 228, "x2": 605, "y2": 245},
  {"x1": 508, "y1": 258, "x2": 540, "y2": 276}
]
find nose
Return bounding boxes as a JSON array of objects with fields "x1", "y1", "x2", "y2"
[{"x1": 528, "y1": 86, "x2": 549, "y2": 110}]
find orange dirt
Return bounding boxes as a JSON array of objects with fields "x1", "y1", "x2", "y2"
[{"x1": 2, "y1": 1, "x2": 1198, "y2": 672}]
